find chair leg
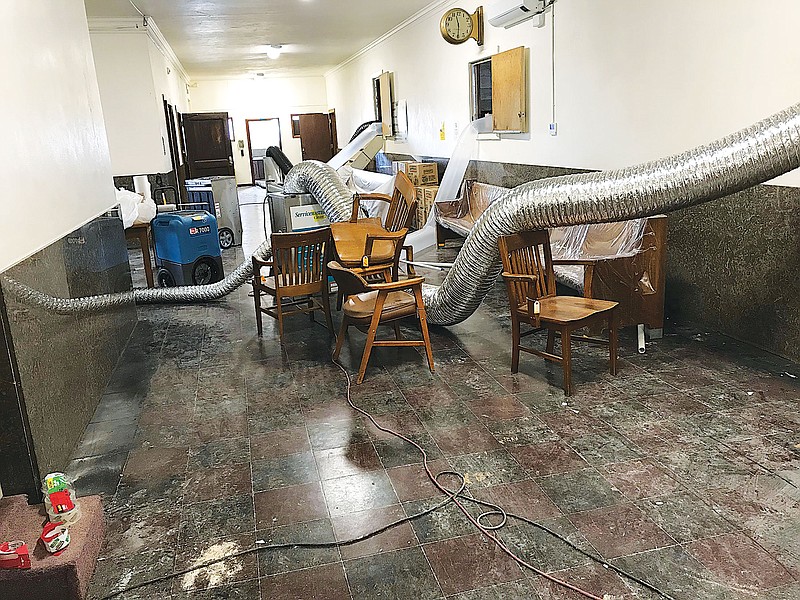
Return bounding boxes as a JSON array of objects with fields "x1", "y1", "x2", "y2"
[
  {"x1": 333, "y1": 315, "x2": 348, "y2": 360},
  {"x1": 393, "y1": 322, "x2": 402, "y2": 340},
  {"x1": 561, "y1": 326, "x2": 572, "y2": 396},
  {"x1": 323, "y1": 296, "x2": 334, "y2": 335},
  {"x1": 336, "y1": 290, "x2": 343, "y2": 310},
  {"x1": 546, "y1": 329, "x2": 555, "y2": 354},
  {"x1": 357, "y1": 293, "x2": 387, "y2": 384},
  {"x1": 309, "y1": 297, "x2": 315, "y2": 321},
  {"x1": 254, "y1": 282, "x2": 263, "y2": 337},
  {"x1": 413, "y1": 286, "x2": 435, "y2": 374},
  {"x1": 609, "y1": 309, "x2": 619, "y2": 376},
  {"x1": 511, "y1": 317, "x2": 520, "y2": 374},
  {"x1": 276, "y1": 293, "x2": 284, "y2": 342}
]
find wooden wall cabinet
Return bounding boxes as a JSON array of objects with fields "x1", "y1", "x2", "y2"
[
  {"x1": 491, "y1": 46, "x2": 528, "y2": 133},
  {"x1": 378, "y1": 71, "x2": 395, "y2": 137}
]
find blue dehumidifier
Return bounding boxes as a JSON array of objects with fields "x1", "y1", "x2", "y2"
[{"x1": 152, "y1": 211, "x2": 225, "y2": 287}]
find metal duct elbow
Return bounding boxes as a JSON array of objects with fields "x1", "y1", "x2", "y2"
[{"x1": 284, "y1": 160, "x2": 357, "y2": 222}]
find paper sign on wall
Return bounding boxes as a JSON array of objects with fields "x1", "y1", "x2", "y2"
[{"x1": 289, "y1": 204, "x2": 330, "y2": 231}]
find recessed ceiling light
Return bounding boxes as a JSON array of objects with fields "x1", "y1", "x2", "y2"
[{"x1": 266, "y1": 45, "x2": 282, "y2": 60}]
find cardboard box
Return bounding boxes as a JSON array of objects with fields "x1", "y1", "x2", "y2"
[
  {"x1": 413, "y1": 185, "x2": 439, "y2": 229},
  {"x1": 393, "y1": 161, "x2": 439, "y2": 186}
]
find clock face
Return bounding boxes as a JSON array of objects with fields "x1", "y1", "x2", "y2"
[{"x1": 442, "y1": 8, "x2": 473, "y2": 43}]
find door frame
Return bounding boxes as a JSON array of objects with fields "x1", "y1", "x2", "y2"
[{"x1": 245, "y1": 117, "x2": 282, "y2": 184}]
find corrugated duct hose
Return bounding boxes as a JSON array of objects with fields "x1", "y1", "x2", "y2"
[{"x1": 6, "y1": 104, "x2": 800, "y2": 317}]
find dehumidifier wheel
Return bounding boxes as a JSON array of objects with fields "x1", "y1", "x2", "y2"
[
  {"x1": 157, "y1": 268, "x2": 175, "y2": 287},
  {"x1": 218, "y1": 227, "x2": 234, "y2": 249},
  {"x1": 192, "y1": 258, "x2": 217, "y2": 285}
]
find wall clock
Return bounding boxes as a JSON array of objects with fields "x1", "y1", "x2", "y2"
[{"x1": 440, "y1": 7, "x2": 484, "y2": 46}]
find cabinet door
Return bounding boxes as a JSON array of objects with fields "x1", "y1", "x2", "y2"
[
  {"x1": 491, "y1": 47, "x2": 527, "y2": 133},
  {"x1": 379, "y1": 71, "x2": 395, "y2": 137}
]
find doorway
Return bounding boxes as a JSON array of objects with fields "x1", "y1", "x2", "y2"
[{"x1": 245, "y1": 118, "x2": 282, "y2": 185}]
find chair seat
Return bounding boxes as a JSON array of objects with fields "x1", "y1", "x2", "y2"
[
  {"x1": 331, "y1": 221, "x2": 396, "y2": 266},
  {"x1": 518, "y1": 296, "x2": 617, "y2": 325},
  {"x1": 344, "y1": 290, "x2": 417, "y2": 322}
]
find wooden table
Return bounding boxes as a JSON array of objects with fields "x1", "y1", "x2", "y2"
[{"x1": 125, "y1": 223, "x2": 155, "y2": 288}]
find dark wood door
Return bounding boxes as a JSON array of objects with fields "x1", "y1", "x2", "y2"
[
  {"x1": 299, "y1": 113, "x2": 334, "y2": 162},
  {"x1": 182, "y1": 112, "x2": 235, "y2": 178}
]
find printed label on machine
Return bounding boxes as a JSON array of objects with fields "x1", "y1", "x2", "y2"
[
  {"x1": 189, "y1": 226, "x2": 211, "y2": 236},
  {"x1": 289, "y1": 205, "x2": 330, "y2": 231}
]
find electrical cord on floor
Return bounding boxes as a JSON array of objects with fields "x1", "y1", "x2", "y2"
[{"x1": 100, "y1": 327, "x2": 674, "y2": 600}]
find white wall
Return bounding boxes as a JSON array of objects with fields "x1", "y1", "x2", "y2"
[
  {"x1": 189, "y1": 77, "x2": 329, "y2": 184},
  {"x1": 326, "y1": 0, "x2": 800, "y2": 187},
  {"x1": 90, "y1": 32, "x2": 168, "y2": 175},
  {"x1": 0, "y1": 0, "x2": 116, "y2": 273},
  {"x1": 90, "y1": 23, "x2": 190, "y2": 177}
]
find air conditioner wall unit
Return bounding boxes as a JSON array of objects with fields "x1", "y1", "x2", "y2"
[{"x1": 486, "y1": 0, "x2": 545, "y2": 29}]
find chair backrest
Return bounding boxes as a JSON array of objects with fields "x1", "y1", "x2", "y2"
[
  {"x1": 385, "y1": 171, "x2": 417, "y2": 232},
  {"x1": 498, "y1": 230, "x2": 556, "y2": 304},
  {"x1": 327, "y1": 261, "x2": 371, "y2": 298},
  {"x1": 271, "y1": 227, "x2": 331, "y2": 294}
]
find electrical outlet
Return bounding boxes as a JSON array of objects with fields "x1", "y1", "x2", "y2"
[{"x1": 549, "y1": 122, "x2": 558, "y2": 136}]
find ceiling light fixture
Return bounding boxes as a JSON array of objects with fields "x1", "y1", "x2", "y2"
[{"x1": 266, "y1": 45, "x2": 282, "y2": 59}]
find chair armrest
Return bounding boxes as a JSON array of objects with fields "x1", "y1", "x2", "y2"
[
  {"x1": 551, "y1": 259, "x2": 598, "y2": 266},
  {"x1": 368, "y1": 276, "x2": 425, "y2": 291},
  {"x1": 501, "y1": 272, "x2": 538, "y2": 284},
  {"x1": 252, "y1": 257, "x2": 274, "y2": 270},
  {"x1": 358, "y1": 193, "x2": 392, "y2": 203},
  {"x1": 363, "y1": 231, "x2": 406, "y2": 263}
]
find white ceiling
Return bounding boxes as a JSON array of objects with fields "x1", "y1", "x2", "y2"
[{"x1": 84, "y1": 0, "x2": 436, "y2": 78}]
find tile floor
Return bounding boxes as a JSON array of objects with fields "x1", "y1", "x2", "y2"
[{"x1": 70, "y1": 188, "x2": 800, "y2": 599}]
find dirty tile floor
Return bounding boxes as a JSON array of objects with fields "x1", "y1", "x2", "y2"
[{"x1": 70, "y1": 189, "x2": 800, "y2": 599}]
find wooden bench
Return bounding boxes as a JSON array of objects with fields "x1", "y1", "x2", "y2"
[{"x1": 434, "y1": 180, "x2": 667, "y2": 334}]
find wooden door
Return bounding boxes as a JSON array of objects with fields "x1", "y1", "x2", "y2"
[
  {"x1": 182, "y1": 112, "x2": 235, "y2": 178},
  {"x1": 491, "y1": 46, "x2": 527, "y2": 133},
  {"x1": 299, "y1": 113, "x2": 334, "y2": 161}
]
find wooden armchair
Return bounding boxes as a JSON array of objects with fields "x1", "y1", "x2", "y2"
[
  {"x1": 350, "y1": 171, "x2": 417, "y2": 232},
  {"x1": 252, "y1": 227, "x2": 334, "y2": 341},
  {"x1": 328, "y1": 261, "x2": 434, "y2": 384},
  {"x1": 498, "y1": 230, "x2": 619, "y2": 396}
]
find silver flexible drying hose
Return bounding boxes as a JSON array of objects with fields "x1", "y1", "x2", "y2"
[
  {"x1": 3, "y1": 161, "x2": 356, "y2": 314},
  {"x1": 419, "y1": 103, "x2": 800, "y2": 324},
  {"x1": 5, "y1": 106, "x2": 800, "y2": 320}
]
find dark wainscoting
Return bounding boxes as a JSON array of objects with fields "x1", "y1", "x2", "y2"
[{"x1": 0, "y1": 216, "x2": 137, "y2": 497}]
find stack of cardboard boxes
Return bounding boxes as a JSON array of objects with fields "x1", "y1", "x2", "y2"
[{"x1": 391, "y1": 160, "x2": 439, "y2": 229}]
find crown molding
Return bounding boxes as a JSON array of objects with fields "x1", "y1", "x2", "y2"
[
  {"x1": 88, "y1": 17, "x2": 190, "y2": 84},
  {"x1": 325, "y1": 0, "x2": 453, "y2": 78}
]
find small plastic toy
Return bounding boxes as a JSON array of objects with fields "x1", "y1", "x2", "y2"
[
  {"x1": 42, "y1": 472, "x2": 81, "y2": 525},
  {"x1": 0, "y1": 541, "x2": 31, "y2": 569},
  {"x1": 40, "y1": 522, "x2": 70, "y2": 556}
]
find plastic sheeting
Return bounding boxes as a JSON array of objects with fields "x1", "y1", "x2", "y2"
[{"x1": 406, "y1": 116, "x2": 492, "y2": 255}]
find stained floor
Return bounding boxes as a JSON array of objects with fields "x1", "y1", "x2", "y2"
[{"x1": 70, "y1": 188, "x2": 800, "y2": 599}]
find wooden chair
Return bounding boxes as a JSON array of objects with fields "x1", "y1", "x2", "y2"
[
  {"x1": 328, "y1": 261, "x2": 434, "y2": 384},
  {"x1": 498, "y1": 230, "x2": 619, "y2": 396},
  {"x1": 350, "y1": 171, "x2": 417, "y2": 233},
  {"x1": 252, "y1": 227, "x2": 334, "y2": 341}
]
